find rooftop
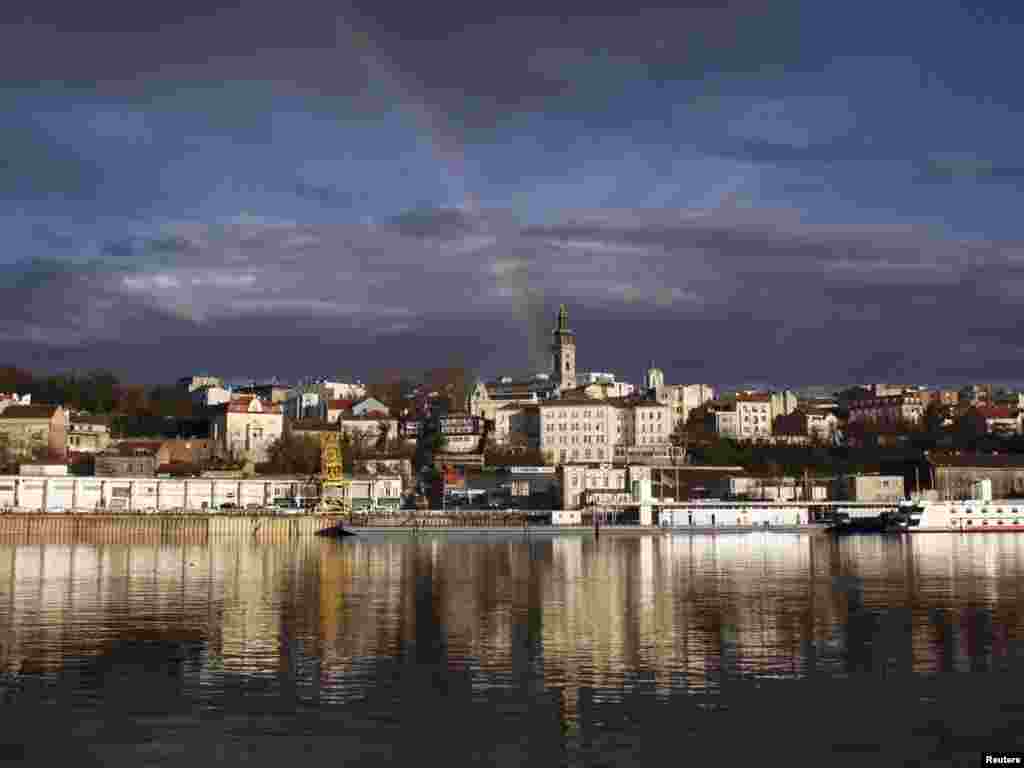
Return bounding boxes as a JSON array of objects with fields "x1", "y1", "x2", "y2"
[
  {"x1": 0, "y1": 404, "x2": 60, "y2": 419},
  {"x1": 928, "y1": 453, "x2": 1024, "y2": 468}
]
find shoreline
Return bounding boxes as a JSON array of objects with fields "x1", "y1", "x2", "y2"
[{"x1": 0, "y1": 513, "x2": 833, "y2": 538}]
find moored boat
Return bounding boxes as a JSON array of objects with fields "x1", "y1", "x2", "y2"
[{"x1": 906, "y1": 500, "x2": 1024, "y2": 532}]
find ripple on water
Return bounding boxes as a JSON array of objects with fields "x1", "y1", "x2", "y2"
[{"x1": 2, "y1": 534, "x2": 1024, "y2": 765}]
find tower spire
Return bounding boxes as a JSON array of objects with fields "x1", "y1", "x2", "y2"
[{"x1": 557, "y1": 303, "x2": 568, "y2": 332}]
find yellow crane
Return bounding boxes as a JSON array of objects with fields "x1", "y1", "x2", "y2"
[{"x1": 318, "y1": 428, "x2": 350, "y2": 513}]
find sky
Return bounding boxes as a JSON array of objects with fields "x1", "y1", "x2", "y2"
[{"x1": 2, "y1": 0, "x2": 1024, "y2": 389}]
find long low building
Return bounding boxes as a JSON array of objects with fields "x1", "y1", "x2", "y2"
[{"x1": 0, "y1": 474, "x2": 401, "y2": 513}]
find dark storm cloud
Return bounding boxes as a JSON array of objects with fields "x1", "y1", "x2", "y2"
[
  {"x1": 5, "y1": 206, "x2": 1023, "y2": 386},
  {"x1": 0, "y1": 1, "x2": 800, "y2": 137}
]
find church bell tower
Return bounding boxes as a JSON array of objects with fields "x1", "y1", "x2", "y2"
[{"x1": 551, "y1": 304, "x2": 576, "y2": 391}]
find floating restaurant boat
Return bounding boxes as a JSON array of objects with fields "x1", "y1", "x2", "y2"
[{"x1": 904, "y1": 479, "x2": 1024, "y2": 532}]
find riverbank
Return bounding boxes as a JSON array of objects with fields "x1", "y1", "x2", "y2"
[{"x1": 0, "y1": 514, "x2": 833, "y2": 540}]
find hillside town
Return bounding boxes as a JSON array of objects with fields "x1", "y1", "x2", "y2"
[{"x1": 1, "y1": 305, "x2": 1023, "y2": 516}]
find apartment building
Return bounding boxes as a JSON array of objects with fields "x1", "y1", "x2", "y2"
[
  {"x1": 735, "y1": 393, "x2": 772, "y2": 440},
  {"x1": 847, "y1": 393, "x2": 924, "y2": 425},
  {"x1": 539, "y1": 399, "x2": 618, "y2": 464}
]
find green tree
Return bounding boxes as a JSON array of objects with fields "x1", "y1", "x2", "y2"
[{"x1": 265, "y1": 434, "x2": 322, "y2": 475}]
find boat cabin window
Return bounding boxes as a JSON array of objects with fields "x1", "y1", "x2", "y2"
[
  {"x1": 967, "y1": 520, "x2": 973, "y2": 525},
  {"x1": 983, "y1": 521, "x2": 989, "y2": 526}
]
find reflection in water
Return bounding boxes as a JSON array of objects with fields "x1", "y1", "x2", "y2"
[{"x1": 4, "y1": 532, "x2": 1024, "y2": 764}]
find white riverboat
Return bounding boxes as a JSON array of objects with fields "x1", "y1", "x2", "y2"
[
  {"x1": 906, "y1": 479, "x2": 1024, "y2": 532},
  {"x1": 906, "y1": 500, "x2": 1024, "y2": 532}
]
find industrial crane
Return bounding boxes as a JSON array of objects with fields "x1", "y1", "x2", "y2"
[{"x1": 318, "y1": 424, "x2": 351, "y2": 513}]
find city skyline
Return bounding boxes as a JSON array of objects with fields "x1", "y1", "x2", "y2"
[{"x1": 2, "y1": 2, "x2": 1024, "y2": 385}]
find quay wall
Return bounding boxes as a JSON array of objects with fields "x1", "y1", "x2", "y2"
[
  {"x1": 0, "y1": 513, "x2": 832, "y2": 541},
  {"x1": 0, "y1": 514, "x2": 345, "y2": 542}
]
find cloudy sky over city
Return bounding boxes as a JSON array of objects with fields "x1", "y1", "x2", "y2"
[{"x1": 2, "y1": 0, "x2": 1024, "y2": 387}]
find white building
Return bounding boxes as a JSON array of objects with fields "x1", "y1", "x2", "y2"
[
  {"x1": 646, "y1": 372, "x2": 715, "y2": 429},
  {"x1": 735, "y1": 394, "x2": 772, "y2": 440},
  {"x1": 338, "y1": 415, "x2": 399, "y2": 444},
  {"x1": 0, "y1": 474, "x2": 399, "y2": 512},
  {"x1": 562, "y1": 464, "x2": 629, "y2": 511},
  {"x1": 539, "y1": 399, "x2": 619, "y2": 464},
  {"x1": 210, "y1": 396, "x2": 284, "y2": 463},
  {"x1": 320, "y1": 381, "x2": 367, "y2": 401},
  {"x1": 632, "y1": 401, "x2": 673, "y2": 447}
]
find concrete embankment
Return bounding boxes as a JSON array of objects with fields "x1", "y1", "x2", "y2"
[
  {"x1": 0, "y1": 514, "x2": 832, "y2": 541},
  {"x1": 0, "y1": 514, "x2": 345, "y2": 542}
]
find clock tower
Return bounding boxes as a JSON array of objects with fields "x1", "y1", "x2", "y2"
[{"x1": 551, "y1": 304, "x2": 576, "y2": 392}]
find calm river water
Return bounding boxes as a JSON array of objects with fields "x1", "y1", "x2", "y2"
[{"x1": 2, "y1": 531, "x2": 1024, "y2": 766}]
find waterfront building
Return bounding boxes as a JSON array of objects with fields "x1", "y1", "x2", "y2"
[
  {"x1": 929, "y1": 453, "x2": 1024, "y2": 499},
  {"x1": 831, "y1": 474, "x2": 905, "y2": 503},
  {"x1": 0, "y1": 473, "x2": 399, "y2": 512}
]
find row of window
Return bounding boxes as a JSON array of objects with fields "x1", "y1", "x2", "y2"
[
  {"x1": 961, "y1": 507, "x2": 1021, "y2": 514},
  {"x1": 552, "y1": 435, "x2": 608, "y2": 445},
  {"x1": 559, "y1": 447, "x2": 609, "y2": 461},
  {"x1": 956, "y1": 520, "x2": 1020, "y2": 526},
  {"x1": 547, "y1": 422, "x2": 606, "y2": 432}
]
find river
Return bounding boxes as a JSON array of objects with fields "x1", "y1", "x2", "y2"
[{"x1": 2, "y1": 531, "x2": 1023, "y2": 766}]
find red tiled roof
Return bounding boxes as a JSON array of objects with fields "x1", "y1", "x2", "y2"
[
  {"x1": 735, "y1": 393, "x2": 771, "y2": 403},
  {"x1": 0, "y1": 404, "x2": 60, "y2": 419},
  {"x1": 977, "y1": 406, "x2": 1018, "y2": 420},
  {"x1": 106, "y1": 440, "x2": 164, "y2": 457},
  {"x1": 327, "y1": 399, "x2": 354, "y2": 410},
  {"x1": 224, "y1": 398, "x2": 282, "y2": 414}
]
